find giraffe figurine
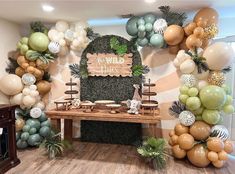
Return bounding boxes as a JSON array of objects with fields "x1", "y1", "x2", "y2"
[{"x1": 132, "y1": 84, "x2": 141, "y2": 101}]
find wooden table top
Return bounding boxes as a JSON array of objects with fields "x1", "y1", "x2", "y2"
[{"x1": 45, "y1": 108, "x2": 161, "y2": 124}]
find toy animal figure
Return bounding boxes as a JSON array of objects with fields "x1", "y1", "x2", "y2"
[
  {"x1": 132, "y1": 84, "x2": 141, "y2": 101},
  {"x1": 127, "y1": 99, "x2": 141, "y2": 114}
]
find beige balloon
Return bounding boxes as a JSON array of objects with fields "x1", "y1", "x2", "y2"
[
  {"x1": 180, "y1": 59, "x2": 196, "y2": 74},
  {"x1": 203, "y1": 42, "x2": 234, "y2": 70}
]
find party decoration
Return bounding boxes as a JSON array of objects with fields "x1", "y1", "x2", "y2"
[
  {"x1": 187, "y1": 144, "x2": 210, "y2": 167},
  {"x1": 199, "y1": 85, "x2": 226, "y2": 109},
  {"x1": 153, "y1": 18, "x2": 167, "y2": 34},
  {"x1": 48, "y1": 41, "x2": 60, "y2": 54},
  {"x1": 203, "y1": 42, "x2": 234, "y2": 71},
  {"x1": 164, "y1": 25, "x2": 184, "y2": 45},
  {"x1": 189, "y1": 121, "x2": 210, "y2": 140},
  {"x1": 185, "y1": 34, "x2": 202, "y2": 50},
  {"x1": 178, "y1": 133, "x2": 194, "y2": 150},
  {"x1": 180, "y1": 74, "x2": 197, "y2": 88},
  {"x1": 0, "y1": 74, "x2": 24, "y2": 95},
  {"x1": 186, "y1": 96, "x2": 201, "y2": 111},
  {"x1": 30, "y1": 107, "x2": 42, "y2": 118},
  {"x1": 149, "y1": 34, "x2": 164, "y2": 48},
  {"x1": 29, "y1": 32, "x2": 49, "y2": 52},
  {"x1": 210, "y1": 125, "x2": 229, "y2": 141},
  {"x1": 179, "y1": 111, "x2": 195, "y2": 126},
  {"x1": 207, "y1": 137, "x2": 224, "y2": 152},
  {"x1": 22, "y1": 73, "x2": 36, "y2": 85},
  {"x1": 15, "y1": 118, "x2": 25, "y2": 132},
  {"x1": 223, "y1": 104, "x2": 235, "y2": 114},
  {"x1": 204, "y1": 24, "x2": 218, "y2": 39},
  {"x1": 126, "y1": 17, "x2": 139, "y2": 36},
  {"x1": 36, "y1": 80, "x2": 51, "y2": 95},
  {"x1": 202, "y1": 109, "x2": 220, "y2": 125},
  {"x1": 224, "y1": 140, "x2": 234, "y2": 154},
  {"x1": 174, "y1": 123, "x2": 189, "y2": 136},
  {"x1": 172, "y1": 145, "x2": 186, "y2": 159},
  {"x1": 207, "y1": 151, "x2": 219, "y2": 162},
  {"x1": 193, "y1": 7, "x2": 218, "y2": 27}
]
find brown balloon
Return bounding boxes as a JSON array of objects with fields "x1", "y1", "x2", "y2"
[
  {"x1": 36, "y1": 80, "x2": 51, "y2": 95},
  {"x1": 178, "y1": 133, "x2": 194, "y2": 150},
  {"x1": 184, "y1": 22, "x2": 197, "y2": 36},
  {"x1": 168, "y1": 138, "x2": 173, "y2": 146},
  {"x1": 207, "y1": 151, "x2": 219, "y2": 162},
  {"x1": 218, "y1": 150, "x2": 228, "y2": 161},
  {"x1": 179, "y1": 37, "x2": 189, "y2": 51},
  {"x1": 169, "y1": 130, "x2": 175, "y2": 137},
  {"x1": 201, "y1": 38, "x2": 210, "y2": 49},
  {"x1": 172, "y1": 145, "x2": 186, "y2": 159},
  {"x1": 212, "y1": 160, "x2": 225, "y2": 168},
  {"x1": 207, "y1": 137, "x2": 224, "y2": 152},
  {"x1": 196, "y1": 19, "x2": 208, "y2": 28},
  {"x1": 224, "y1": 140, "x2": 234, "y2": 154},
  {"x1": 187, "y1": 144, "x2": 210, "y2": 167},
  {"x1": 185, "y1": 34, "x2": 202, "y2": 50},
  {"x1": 193, "y1": 27, "x2": 204, "y2": 38},
  {"x1": 189, "y1": 121, "x2": 211, "y2": 140},
  {"x1": 171, "y1": 135, "x2": 179, "y2": 145},
  {"x1": 169, "y1": 45, "x2": 180, "y2": 54},
  {"x1": 164, "y1": 25, "x2": 185, "y2": 45},
  {"x1": 194, "y1": 7, "x2": 219, "y2": 27},
  {"x1": 174, "y1": 123, "x2": 189, "y2": 136}
]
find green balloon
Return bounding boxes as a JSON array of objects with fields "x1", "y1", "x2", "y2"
[
  {"x1": 29, "y1": 127, "x2": 37, "y2": 135},
  {"x1": 221, "y1": 84, "x2": 231, "y2": 94},
  {"x1": 145, "y1": 23, "x2": 153, "y2": 32},
  {"x1": 143, "y1": 13, "x2": 156, "y2": 24},
  {"x1": 179, "y1": 94, "x2": 189, "y2": 104},
  {"x1": 16, "y1": 132, "x2": 21, "y2": 141},
  {"x1": 195, "y1": 116, "x2": 203, "y2": 121},
  {"x1": 23, "y1": 125, "x2": 30, "y2": 132},
  {"x1": 29, "y1": 32, "x2": 49, "y2": 52},
  {"x1": 223, "y1": 105, "x2": 234, "y2": 114},
  {"x1": 192, "y1": 106, "x2": 204, "y2": 115},
  {"x1": 217, "y1": 115, "x2": 224, "y2": 124},
  {"x1": 199, "y1": 85, "x2": 226, "y2": 109},
  {"x1": 17, "y1": 139, "x2": 28, "y2": 149},
  {"x1": 21, "y1": 132, "x2": 30, "y2": 141},
  {"x1": 225, "y1": 95, "x2": 233, "y2": 105},
  {"x1": 186, "y1": 97, "x2": 201, "y2": 111},
  {"x1": 126, "y1": 17, "x2": 139, "y2": 36},
  {"x1": 180, "y1": 85, "x2": 189, "y2": 95},
  {"x1": 188, "y1": 87, "x2": 199, "y2": 97},
  {"x1": 137, "y1": 38, "x2": 148, "y2": 47},
  {"x1": 38, "y1": 112, "x2": 48, "y2": 122},
  {"x1": 26, "y1": 119, "x2": 41, "y2": 130},
  {"x1": 137, "y1": 18, "x2": 145, "y2": 26},
  {"x1": 41, "y1": 120, "x2": 51, "y2": 127},
  {"x1": 138, "y1": 31, "x2": 146, "y2": 38},
  {"x1": 150, "y1": 34, "x2": 164, "y2": 48},
  {"x1": 146, "y1": 30, "x2": 154, "y2": 39},
  {"x1": 202, "y1": 109, "x2": 220, "y2": 124},
  {"x1": 27, "y1": 134, "x2": 42, "y2": 146},
  {"x1": 138, "y1": 25, "x2": 146, "y2": 32},
  {"x1": 39, "y1": 126, "x2": 51, "y2": 137},
  {"x1": 21, "y1": 37, "x2": 29, "y2": 45}
]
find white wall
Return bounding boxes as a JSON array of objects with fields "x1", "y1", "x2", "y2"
[{"x1": 0, "y1": 18, "x2": 21, "y2": 104}]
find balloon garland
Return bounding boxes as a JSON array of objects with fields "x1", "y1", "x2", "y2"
[
  {"x1": 0, "y1": 21, "x2": 90, "y2": 149},
  {"x1": 169, "y1": 8, "x2": 235, "y2": 168}
]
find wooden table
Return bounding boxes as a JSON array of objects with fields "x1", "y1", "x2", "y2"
[{"x1": 45, "y1": 109, "x2": 161, "y2": 142}]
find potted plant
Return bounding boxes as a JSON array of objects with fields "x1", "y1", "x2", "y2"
[
  {"x1": 137, "y1": 137, "x2": 168, "y2": 170},
  {"x1": 40, "y1": 133, "x2": 71, "y2": 159}
]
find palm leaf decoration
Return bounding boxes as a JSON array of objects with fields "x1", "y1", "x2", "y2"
[
  {"x1": 86, "y1": 27, "x2": 101, "y2": 41},
  {"x1": 30, "y1": 21, "x2": 48, "y2": 34},
  {"x1": 5, "y1": 57, "x2": 18, "y2": 74},
  {"x1": 69, "y1": 63, "x2": 89, "y2": 79},
  {"x1": 15, "y1": 108, "x2": 31, "y2": 119},
  {"x1": 185, "y1": 48, "x2": 209, "y2": 73},
  {"x1": 222, "y1": 66, "x2": 231, "y2": 74},
  {"x1": 42, "y1": 72, "x2": 52, "y2": 82},
  {"x1": 169, "y1": 101, "x2": 186, "y2": 118},
  {"x1": 137, "y1": 137, "x2": 167, "y2": 170},
  {"x1": 159, "y1": 6, "x2": 187, "y2": 26}
]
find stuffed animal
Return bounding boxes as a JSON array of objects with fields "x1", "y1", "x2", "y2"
[{"x1": 127, "y1": 99, "x2": 141, "y2": 114}]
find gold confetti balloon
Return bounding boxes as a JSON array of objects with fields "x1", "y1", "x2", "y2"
[
  {"x1": 208, "y1": 71, "x2": 225, "y2": 86},
  {"x1": 204, "y1": 24, "x2": 218, "y2": 39}
]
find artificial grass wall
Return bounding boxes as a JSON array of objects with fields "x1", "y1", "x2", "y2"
[{"x1": 80, "y1": 35, "x2": 142, "y2": 145}]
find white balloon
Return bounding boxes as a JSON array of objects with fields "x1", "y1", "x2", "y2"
[
  {"x1": 176, "y1": 50, "x2": 191, "y2": 64},
  {"x1": 29, "y1": 85, "x2": 37, "y2": 91},
  {"x1": 55, "y1": 21, "x2": 69, "y2": 32},
  {"x1": 58, "y1": 32, "x2": 65, "y2": 39},
  {"x1": 75, "y1": 21, "x2": 88, "y2": 31},
  {"x1": 153, "y1": 18, "x2": 167, "y2": 34},
  {"x1": 59, "y1": 46, "x2": 69, "y2": 56},
  {"x1": 59, "y1": 39, "x2": 66, "y2": 47},
  {"x1": 34, "y1": 101, "x2": 45, "y2": 110},
  {"x1": 48, "y1": 41, "x2": 61, "y2": 54},
  {"x1": 52, "y1": 34, "x2": 61, "y2": 42},
  {"x1": 10, "y1": 93, "x2": 23, "y2": 105},
  {"x1": 180, "y1": 59, "x2": 196, "y2": 74},
  {"x1": 22, "y1": 95, "x2": 36, "y2": 107},
  {"x1": 30, "y1": 90, "x2": 39, "y2": 97},
  {"x1": 173, "y1": 58, "x2": 180, "y2": 67},
  {"x1": 30, "y1": 107, "x2": 42, "y2": 118},
  {"x1": 197, "y1": 80, "x2": 208, "y2": 90},
  {"x1": 64, "y1": 29, "x2": 74, "y2": 42},
  {"x1": 72, "y1": 39, "x2": 80, "y2": 47},
  {"x1": 48, "y1": 29, "x2": 58, "y2": 41},
  {"x1": 22, "y1": 88, "x2": 31, "y2": 95}
]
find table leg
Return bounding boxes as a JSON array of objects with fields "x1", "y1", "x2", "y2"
[
  {"x1": 64, "y1": 119, "x2": 73, "y2": 143},
  {"x1": 150, "y1": 124, "x2": 156, "y2": 137},
  {"x1": 51, "y1": 118, "x2": 61, "y2": 132}
]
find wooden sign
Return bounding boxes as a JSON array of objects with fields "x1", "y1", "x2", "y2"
[{"x1": 86, "y1": 53, "x2": 133, "y2": 77}]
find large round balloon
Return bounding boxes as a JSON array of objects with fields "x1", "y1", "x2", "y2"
[
  {"x1": 189, "y1": 121, "x2": 210, "y2": 140},
  {"x1": 26, "y1": 118, "x2": 41, "y2": 130},
  {"x1": 202, "y1": 109, "x2": 220, "y2": 125},
  {"x1": 164, "y1": 25, "x2": 184, "y2": 45},
  {"x1": 0, "y1": 74, "x2": 24, "y2": 95},
  {"x1": 178, "y1": 133, "x2": 194, "y2": 150},
  {"x1": 143, "y1": 13, "x2": 156, "y2": 24},
  {"x1": 36, "y1": 80, "x2": 51, "y2": 95},
  {"x1": 29, "y1": 32, "x2": 49, "y2": 52},
  {"x1": 126, "y1": 17, "x2": 139, "y2": 36},
  {"x1": 210, "y1": 125, "x2": 229, "y2": 141},
  {"x1": 17, "y1": 139, "x2": 28, "y2": 149},
  {"x1": 185, "y1": 34, "x2": 202, "y2": 50},
  {"x1": 193, "y1": 7, "x2": 218, "y2": 27},
  {"x1": 187, "y1": 144, "x2": 210, "y2": 167},
  {"x1": 150, "y1": 34, "x2": 164, "y2": 48},
  {"x1": 200, "y1": 85, "x2": 226, "y2": 109},
  {"x1": 203, "y1": 42, "x2": 234, "y2": 70},
  {"x1": 27, "y1": 134, "x2": 42, "y2": 146},
  {"x1": 39, "y1": 126, "x2": 51, "y2": 137},
  {"x1": 207, "y1": 137, "x2": 224, "y2": 152}
]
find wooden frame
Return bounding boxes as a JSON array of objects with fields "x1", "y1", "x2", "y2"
[{"x1": 46, "y1": 109, "x2": 161, "y2": 143}]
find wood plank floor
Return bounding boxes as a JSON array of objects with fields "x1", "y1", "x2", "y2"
[{"x1": 6, "y1": 141, "x2": 235, "y2": 174}]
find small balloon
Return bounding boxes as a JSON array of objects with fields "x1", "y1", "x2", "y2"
[{"x1": 149, "y1": 34, "x2": 164, "y2": 48}]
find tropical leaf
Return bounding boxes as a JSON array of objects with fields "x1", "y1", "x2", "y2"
[
  {"x1": 169, "y1": 101, "x2": 186, "y2": 118},
  {"x1": 5, "y1": 57, "x2": 18, "y2": 74},
  {"x1": 86, "y1": 27, "x2": 101, "y2": 41}
]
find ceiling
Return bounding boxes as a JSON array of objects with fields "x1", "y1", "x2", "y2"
[{"x1": 0, "y1": 0, "x2": 235, "y2": 24}]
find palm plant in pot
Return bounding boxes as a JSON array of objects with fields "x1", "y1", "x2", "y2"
[
  {"x1": 137, "y1": 137, "x2": 168, "y2": 170},
  {"x1": 40, "y1": 133, "x2": 71, "y2": 159}
]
